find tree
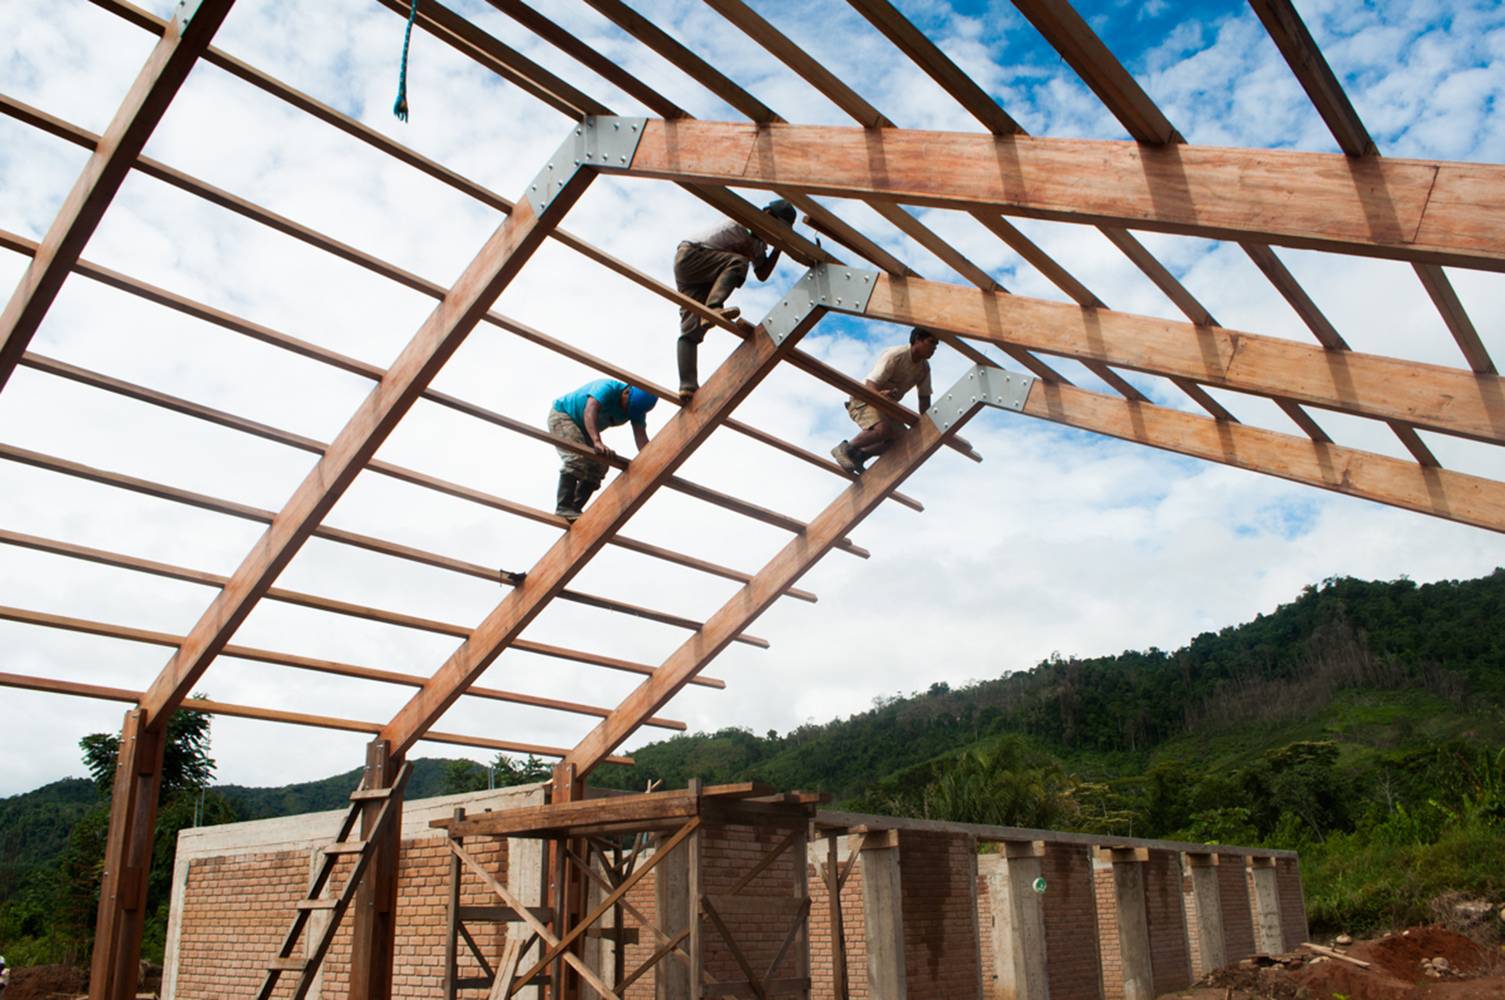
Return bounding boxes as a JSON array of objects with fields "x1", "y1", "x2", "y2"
[
  {"x1": 916, "y1": 735, "x2": 1079, "y2": 829},
  {"x1": 438, "y1": 754, "x2": 553, "y2": 794}
]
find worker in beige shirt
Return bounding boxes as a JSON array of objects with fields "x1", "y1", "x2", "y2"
[{"x1": 831, "y1": 328, "x2": 938, "y2": 474}]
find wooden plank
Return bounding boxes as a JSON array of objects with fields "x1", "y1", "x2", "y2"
[
  {"x1": 0, "y1": 0, "x2": 235, "y2": 395},
  {"x1": 866, "y1": 200, "x2": 1003, "y2": 291},
  {"x1": 1247, "y1": 0, "x2": 1375, "y2": 157},
  {"x1": 615, "y1": 120, "x2": 1505, "y2": 270},
  {"x1": 1239, "y1": 243, "x2": 1349, "y2": 350},
  {"x1": 565, "y1": 392, "x2": 975, "y2": 776},
  {"x1": 437, "y1": 783, "x2": 774, "y2": 838},
  {"x1": 1009, "y1": 0, "x2": 1180, "y2": 144},
  {"x1": 858, "y1": 274, "x2": 1505, "y2": 444},
  {"x1": 702, "y1": 0, "x2": 891, "y2": 127},
  {"x1": 380, "y1": 307, "x2": 829, "y2": 759},
  {"x1": 844, "y1": 0, "x2": 1024, "y2": 135}
]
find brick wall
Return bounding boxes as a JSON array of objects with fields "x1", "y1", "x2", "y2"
[
  {"x1": 1143, "y1": 850, "x2": 1191, "y2": 995},
  {"x1": 1184, "y1": 872, "x2": 1202, "y2": 981},
  {"x1": 172, "y1": 849, "x2": 310, "y2": 999},
  {"x1": 810, "y1": 848, "x2": 867, "y2": 1000},
  {"x1": 1094, "y1": 863, "x2": 1121, "y2": 1000},
  {"x1": 1217, "y1": 859, "x2": 1257, "y2": 963},
  {"x1": 1040, "y1": 844, "x2": 1104, "y2": 1000},
  {"x1": 698, "y1": 819, "x2": 807, "y2": 994},
  {"x1": 898, "y1": 830, "x2": 979, "y2": 1000}
]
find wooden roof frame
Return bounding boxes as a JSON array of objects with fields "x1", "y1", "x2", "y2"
[{"x1": 2, "y1": 0, "x2": 1501, "y2": 995}]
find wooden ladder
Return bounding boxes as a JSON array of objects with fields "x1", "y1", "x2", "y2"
[{"x1": 253, "y1": 760, "x2": 413, "y2": 1000}]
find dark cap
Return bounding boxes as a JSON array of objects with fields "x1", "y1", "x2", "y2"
[{"x1": 764, "y1": 199, "x2": 796, "y2": 225}]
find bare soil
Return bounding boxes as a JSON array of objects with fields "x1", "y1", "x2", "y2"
[
  {"x1": 3, "y1": 961, "x2": 160, "y2": 1000},
  {"x1": 1163, "y1": 927, "x2": 1505, "y2": 1000}
]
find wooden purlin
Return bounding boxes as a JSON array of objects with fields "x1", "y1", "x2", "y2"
[
  {"x1": 379, "y1": 298, "x2": 832, "y2": 760},
  {"x1": 0, "y1": 434, "x2": 771, "y2": 646},
  {"x1": 0, "y1": 0, "x2": 235, "y2": 397},
  {"x1": 563, "y1": 377, "x2": 991, "y2": 777}
]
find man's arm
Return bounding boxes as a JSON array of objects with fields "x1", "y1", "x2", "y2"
[
  {"x1": 581, "y1": 397, "x2": 618, "y2": 459},
  {"x1": 633, "y1": 422, "x2": 649, "y2": 452},
  {"x1": 918, "y1": 393, "x2": 931, "y2": 412},
  {"x1": 753, "y1": 245, "x2": 781, "y2": 282}
]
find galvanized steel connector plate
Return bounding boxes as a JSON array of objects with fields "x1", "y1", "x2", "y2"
[
  {"x1": 175, "y1": 0, "x2": 206, "y2": 27},
  {"x1": 760, "y1": 264, "x2": 880, "y2": 344},
  {"x1": 927, "y1": 364, "x2": 1035, "y2": 432},
  {"x1": 526, "y1": 116, "x2": 647, "y2": 215}
]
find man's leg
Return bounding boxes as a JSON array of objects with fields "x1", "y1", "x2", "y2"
[
  {"x1": 548, "y1": 408, "x2": 600, "y2": 520},
  {"x1": 832, "y1": 401, "x2": 893, "y2": 474},
  {"x1": 674, "y1": 245, "x2": 749, "y2": 398}
]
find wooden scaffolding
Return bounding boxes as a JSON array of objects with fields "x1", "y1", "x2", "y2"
[{"x1": 1, "y1": 0, "x2": 1501, "y2": 996}]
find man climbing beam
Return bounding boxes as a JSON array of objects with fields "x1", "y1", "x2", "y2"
[
  {"x1": 673, "y1": 199, "x2": 797, "y2": 400},
  {"x1": 832, "y1": 327, "x2": 938, "y2": 475},
  {"x1": 547, "y1": 380, "x2": 657, "y2": 521}
]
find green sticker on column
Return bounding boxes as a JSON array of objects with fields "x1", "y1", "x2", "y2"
[{"x1": 1033, "y1": 877, "x2": 1047, "y2": 893}]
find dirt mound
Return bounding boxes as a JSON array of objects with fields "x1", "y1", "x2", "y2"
[
  {"x1": 4, "y1": 962, "x2": 89, "y2": 1000},
  {"x1": 1354, "y1": 926, "x2": 1502, "y2": 980}
]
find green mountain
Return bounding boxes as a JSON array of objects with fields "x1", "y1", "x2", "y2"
[{"x1": 0, "y1": 778, "x2": 97, "y2": 901}]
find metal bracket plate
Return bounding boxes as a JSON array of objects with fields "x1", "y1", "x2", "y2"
[
  {"x1": 525, "y1": 116, "x2": 648, "y2": 216},
  {"x1": 175, "y1": 0, "x2": 206, "y2": 28},
  {"x1": 760, "y1": 263, "x2": 880, "y2": 344},
  {"x1": 927, "y1": 364, "x2": 1035, "y2": 433}
]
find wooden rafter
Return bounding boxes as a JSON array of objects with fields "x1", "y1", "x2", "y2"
[{"x1": 0, "y1": 0, "x2": 236, "y2": 394}]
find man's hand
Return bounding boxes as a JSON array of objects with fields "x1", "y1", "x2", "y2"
[{"x1": 592, "y1": 439, "x2": 618, "y2": 460}]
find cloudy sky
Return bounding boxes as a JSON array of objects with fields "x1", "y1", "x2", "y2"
[{"x1": 2, "y1": 0, "x2": 1503, "y2": 798}]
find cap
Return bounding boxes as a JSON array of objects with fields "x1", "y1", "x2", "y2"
[
  {"x1": 764, "y1": 199, "x2": 796, "y2": 225},
  {"x1": 627, "y1": 387, "x2": 657, "y2": 421}
]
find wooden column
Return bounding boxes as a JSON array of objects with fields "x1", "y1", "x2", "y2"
[
  {"x1": 859, "y1": 831, "x2": 906, "y2": 1000},
  {"x1": 89, "y1": 709, "x2": 165, "y2": 1000},
  {"x1": 550, "y1": 763, "x2": 587, "y2": 1000},
  {"x1": 1249, "y1": 858, "x2": 1284, "y2": 954},
  {"x1": 1185, "y1": 853, "x2": 1225, "y2": 976},
  {"x1": 655, "y1": 830, "x2": 691, "y2": 1000},
  {"x1": 350, "y1": 739, "x2": 404, "y2": 1000}
]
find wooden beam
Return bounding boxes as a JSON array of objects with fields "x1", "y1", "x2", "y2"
[
  {"x1": 1247, "y1": 0, "x2": 1376, "y2": 156},
  {"x1": 563, "y1": 391, "x2": 979, "y2": 777},
  {"x1": 1008, "y1": 0, "x2": 1182, "y2": 144},
  {"x1": 1017, "y1": 379, "x2": 1503, "y2": 531},
  {"x1": 1239, "y1": 242, "x2": 1348, "y2": 350},
  {"x1": 844, "y1": 0, "x2": 1024, "y2": 135},
  {"x1": 134, "y1": 142, "x2": 597, "y2": 728},
  {"x1": 380, "y1": 302, "x2": 829, "y2": 759},
  {"x1": 1414, "y1": 263, "x2": 1496, "y2": 375},
  {"x1": 0, "y1": 0, "x2": 236, "y2": 394},
  {"x1": 613, "y1": 119, "x2": 1505, "y2": 271},
  {"x1": 857, "y1": 274, "x2": 1505, "y2": 444}
]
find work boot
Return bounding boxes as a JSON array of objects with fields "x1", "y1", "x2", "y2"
[
  {"x1": 831, "y1": 440, "x2": 864, "y2": 475},
  {"x1": 677, "y1": 338, "x2": 699, "y2": 401},
  {"x1": 573, "y1": 479, "x2": 599, "y2": 516},
  {"x1": 555, "y1": 473, "x2": 583, "y2": 521},
  {"x1": 717, "y1": 306, "x2": 741, "y2": 323}
]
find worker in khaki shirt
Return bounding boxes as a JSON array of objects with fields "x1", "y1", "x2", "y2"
[{"x1": 831, "y1": 328, "x2": 938, "y2": 475}]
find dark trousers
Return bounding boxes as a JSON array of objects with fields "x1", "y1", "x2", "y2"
[{"x1": 673, "y1": 241, "x2": 749, "y2": 345}]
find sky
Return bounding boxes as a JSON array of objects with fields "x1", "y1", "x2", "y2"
[{"x1": 1, "y1": 0, "x2": 1503, "y2": 798}]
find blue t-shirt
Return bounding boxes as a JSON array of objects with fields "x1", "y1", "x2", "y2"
[{"x1": 552, "y1": 379, "x2": 642, "y2": 433}]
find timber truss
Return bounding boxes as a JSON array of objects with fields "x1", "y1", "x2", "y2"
[{"x1": 1, "y1": 0, "x2": 1501, "y2": 996}]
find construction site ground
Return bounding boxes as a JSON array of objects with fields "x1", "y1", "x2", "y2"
[{"x1": 1182, "y1": 927, "x2": 1505, "y2": 1000}]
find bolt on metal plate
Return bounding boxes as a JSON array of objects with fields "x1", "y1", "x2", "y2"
[
  {"x1": 760, "y1": 263, "x2": 880, "y2": 344},
  {"x1": 927, "y1": 364, "x2": 1035, "y2": 432},
  {"x1": 175, "y1": 0, "x2": 206, "y2": 28},
  {"x1": 525, "y1": 116, "x2": 648, "y2": 216}
]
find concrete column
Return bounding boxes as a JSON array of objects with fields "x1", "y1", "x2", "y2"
[
  {"x1": 509, "y1": 835, "x2": 546, "y2": 1000},
  {"x1": 989, "y1": 841, "x2": 1049, "y2": 1000},
  {"x1": 1109, "y1": 849, "x2": 1153, "y2": 1000},
  {"x1": 1185, "y1": 854, "x2": 1225, "y2": 974},
  {"x1": 1249, "y1": 858, "x2": 1283, "y2": 954},
  {"x1": 860, "y1": 831, "x2": 907, "y2": 1000},
  {"x1": 655, "y1": 833, "x2": 690, "y2": 1000}
]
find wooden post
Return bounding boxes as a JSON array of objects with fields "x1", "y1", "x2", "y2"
[
  {"x1": 550, "y1": 763, "x2": 586, "y2": 1000},
  {"x1": 655, "y1": 826, "x2": 691, "y2": 1000},
  {"x1": 350, "y1": 739, "x2": 403, "y2": 1000},
  {"x1": 89, "y1": 709, "x2": 165, "y2": 1000},
  {"x1": 444, "y1": 807, "x2": 464, "y2": 1000},
  {"x1": 827, "y1": 833, "x2": 847, "y2": 1000},
  {"x1": 687, "y1": 778, "x2": 704, "y2": 1000}
]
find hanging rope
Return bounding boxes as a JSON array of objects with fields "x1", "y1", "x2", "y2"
[{"x1": 393, "y1": 0, "x2": 418, "y2": 121}]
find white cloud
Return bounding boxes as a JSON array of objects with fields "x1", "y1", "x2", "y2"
[{"x1": 1, "y1": 0, "x2": 1503, "y2": 798}]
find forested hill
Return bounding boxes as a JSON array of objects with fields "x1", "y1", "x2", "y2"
[{"x1": 589, "y1": 571, "x2": 1505, "y2": 803}]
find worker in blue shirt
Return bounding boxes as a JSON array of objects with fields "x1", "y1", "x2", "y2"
[{"x1": 547, "y1": 380, "x2": 657, "y2": 521}]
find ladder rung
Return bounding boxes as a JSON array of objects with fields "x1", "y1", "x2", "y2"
[
  {"x1": 322, "y1": 841, "x2": 369, "y2": 855},
  {"x1": 349, "y1": 786, "x2": 394, "y2": 800},
  {"x1": 296, "y1": 898, "x2": 339, "y2": 910},
  {"x1": 268, "y1": 957, "x2": 308, "y2": 972}
]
